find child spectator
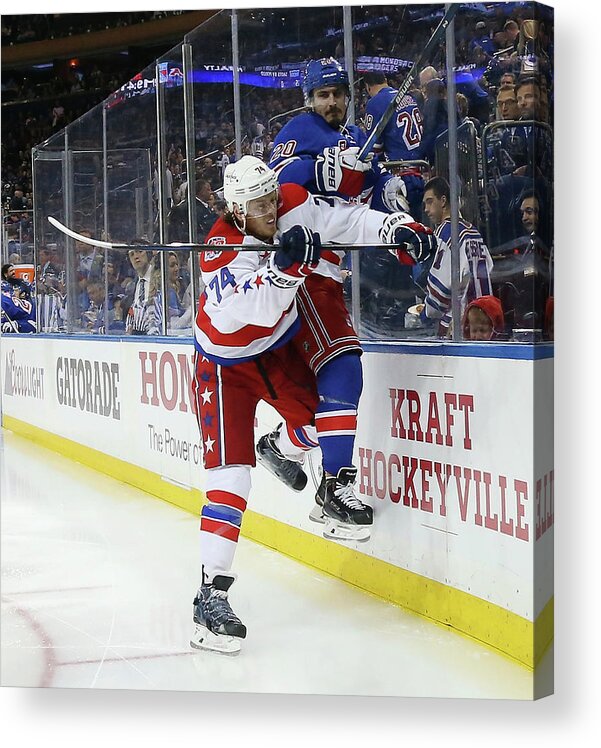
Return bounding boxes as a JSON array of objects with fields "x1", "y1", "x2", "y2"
[{"x1": 462, "y1": 296, "x2": 505, "y2": 341}]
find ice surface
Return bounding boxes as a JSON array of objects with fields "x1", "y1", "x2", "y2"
[{"x1": 0, "y1": 428, "x2": 540, "y2": 698}]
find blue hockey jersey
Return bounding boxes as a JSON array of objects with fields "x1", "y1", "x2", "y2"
[
  {"x1": 364, "y1": 88, "x2": 423, "y2": 162},
  {"x1": 268, "y1": 111, "x2": 393, "y2": 211},
  {"x1": 1, "y1": 290, "x2": 36, "y2": 333}
]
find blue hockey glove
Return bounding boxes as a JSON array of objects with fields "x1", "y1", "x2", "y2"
[{"x1": 267, "y1": 226, "x2": 321, "y2": 287}]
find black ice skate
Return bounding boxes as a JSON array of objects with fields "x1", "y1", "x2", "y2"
[
  {"x1": 309, "y1": 467, "x2": 372, "y2": 542},
  {"x1": 190, "y1": 572, "x2": 246, "y2": 655},
  {"x1": 256, "y1": 423, "x2": 308, "y2": 492}
]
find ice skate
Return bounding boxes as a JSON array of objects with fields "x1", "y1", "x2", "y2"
[
  {"x1": 309, "y1": 467, "x2": 372, "y2": 542},
  {"x1": 190, "y1": 573, "x2": 246, "y2": 655},
  {"x1": 256, "y1": 423, "x2": 308, "y2": 491}
]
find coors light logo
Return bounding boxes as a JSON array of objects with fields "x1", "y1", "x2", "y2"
[{"x1": 3, "y1": 350, "x2": 45, "y2": 399}]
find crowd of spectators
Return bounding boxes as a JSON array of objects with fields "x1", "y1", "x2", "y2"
[
  {"x1": 2, "y1": 58, "x2": 151, "y2": 208},
  {"x1": 2, "y1": 63, "x2": 125, "y2": 105},
  {"x1": 2, "y1": 5, "x2": 553, "y2": 340},
  {"x1": 1, "y1": 11, "x2": 192, "y2": 46},
  {"x1": 34, "y1": 236, "x2": 196, "y2": 336}
]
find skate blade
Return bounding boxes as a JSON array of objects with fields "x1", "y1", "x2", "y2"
[
  {"x1": 190, "y1": 624, "x2": 242, "y2": 656},
  {"x1": 309, "y1": 505, "x2": 325, "y2": 524},
  {"x1": 322, "y1": 519, "x2": 371, "y2": 543}
]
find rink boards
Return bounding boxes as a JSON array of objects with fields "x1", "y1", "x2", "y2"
[{"x1": 0, "y1": 335, "x2": 553, "y2": 668}]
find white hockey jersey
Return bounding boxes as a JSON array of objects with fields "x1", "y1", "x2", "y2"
[
  {"x1": 194, "y1": 183, "x2": 408, "y2": 364},
  {"x1": 424, "y1": 218, "x2": 494, "y2": 333}
]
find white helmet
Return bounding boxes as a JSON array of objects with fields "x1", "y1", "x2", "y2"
[{"x1": 223, "y1": 156, "x2": 278, "y2": 217}]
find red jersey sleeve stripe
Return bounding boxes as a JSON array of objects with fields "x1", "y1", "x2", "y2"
[
  {"x1": 427, "y1": 283, "x2": 450, "y2": 304},
  {"x1": 321, "y1": 250, "x2": 342, "y2": 266},
  {"x1": 278, "y1": 183, "x2": 311, "y2": 216},
  {"x1": 196, "y1": 295, "x2": 295, "y2": 347}
]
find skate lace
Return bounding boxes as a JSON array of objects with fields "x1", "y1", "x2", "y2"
[
  {"x1": 267, "y1": 433, "x2": 285, "y2": 459},
  {"x1": 334, "y1": 482, "x2": 365, "y2": 510},
  {"x1": 206, "y1": 589, "x2": 241, "y2": 625}
]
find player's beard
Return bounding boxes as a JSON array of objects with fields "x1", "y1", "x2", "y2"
[{"x1": 325, "y1": 108, "x2": 344, "y2": 128}]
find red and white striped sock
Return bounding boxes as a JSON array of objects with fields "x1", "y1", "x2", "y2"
[{"x1": 200, "y1": 465, "x2": 250, "y2": 580}]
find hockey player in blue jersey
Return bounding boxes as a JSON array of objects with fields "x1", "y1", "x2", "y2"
[
  {"x1": 363, "y1": 70, "x2": 425, "y2": 219},
  {"x1": 268, "y1": 57, "x2": 414, "y2": 216},
  {"x1": 363, "y1": 71, "x2": 424, "y2": 164},
  {"x1": 1, "y1": 276, "x2": 36, "y2": 333},
  {"x1": 258, "y1": 61, "x2": 437, "y2": 526}
]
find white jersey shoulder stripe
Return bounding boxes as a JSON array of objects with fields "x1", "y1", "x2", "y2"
[{"x1": 271, "y1": 156, "x2": 301, "y2": 175}]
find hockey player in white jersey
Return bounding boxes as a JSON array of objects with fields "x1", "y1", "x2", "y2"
[
  {"x1": 190, "y1": 156, "x2": 436, "y2": 653},
  {"x1": 420, "y1": 176, "x2": 493, "y2": 337}
]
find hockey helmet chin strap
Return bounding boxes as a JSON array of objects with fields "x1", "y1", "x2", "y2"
[{"x1": 232, "y1": 205, "x2": 247, "y2": 234}]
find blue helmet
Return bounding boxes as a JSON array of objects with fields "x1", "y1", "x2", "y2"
[{"x1": 302, "y1": 58, "x2": 349, "y2": 102}]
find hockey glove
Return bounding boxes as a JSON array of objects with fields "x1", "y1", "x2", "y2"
[
  {"x1": 378, "y1": 214, "x2": 432, "y2": 264},
  {"x1": 381, "y1": 173, "x2": 424, "y2": 215},
  {"x1": 315, "y1": 145, "x2": 372, "y2": 197},
  {"x1": 267, "y1": 226, "x2": 321, "y2": 288},
  {"x1": 395, "y1": 223, "x2": 436, "y2": 264},
  {"x1": 379, "y1": 213, "x2": 437, "y2": 265},
  {"x1": 381, "y1": 176, "x2": 411, "y2": 213}
]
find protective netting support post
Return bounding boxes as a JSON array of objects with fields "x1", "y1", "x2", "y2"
[
  {"x1": 343, "y1": 7, "x2": 355, "y2": 127},
  {"x1": 155, "y1": 60, "x2": 168, "y2": 334},
  {"x1": 155, "y1": 62, "x2": 166, "y2": 245},
  {"x1": 63, "y1": 130, "x2": 75, "y2": 334},
  {"x1": 183, "y1": 41, "x2": 197, "y2": 244},
  {"x1": 232, "y1": 10, "x2": 243, "y2": 161},
  {"x1": 445, "y1": 3, "x2": 461, "y2": 341},
  {"x1": 102, "y1": 103, "x2": 110, "y2": 333},
  {"x1": 30, "y1": 147, "x2": 39, "y2": 332},
  {"x1": 182, "y1": 39, "x2": 198, "y2": 316},
  {"x1": 344, "y1": 6, "x2": 361, "y2": 332}
]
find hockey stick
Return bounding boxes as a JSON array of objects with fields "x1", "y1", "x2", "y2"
[
  {"x1": 267, "y1": 105, "x2": 310, "y2": 131},
  {"x1": 47, "y1": 216, "x2": 396, "y2": 252},
  {"x1": 357, "y1": 3, "x2": 458, "y2": 162}
]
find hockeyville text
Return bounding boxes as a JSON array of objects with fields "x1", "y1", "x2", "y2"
[{"x1": 358, "y1": 448, "x2": 554, "y2": 542}]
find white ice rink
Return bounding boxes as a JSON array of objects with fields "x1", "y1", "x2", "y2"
[{"x1": 0, "y1": 427, "x2": 545, "y2": 698}]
